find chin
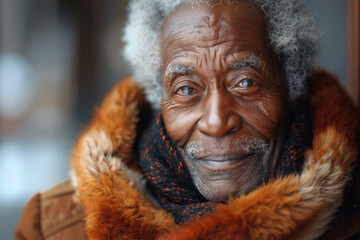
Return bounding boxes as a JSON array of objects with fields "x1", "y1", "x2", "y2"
[
  {"x1": 193, "y1": 176, "x2": 264, "y2": 202},
  {"x1": 186, "y1": 153, "x2": 271, "y2": 202}
]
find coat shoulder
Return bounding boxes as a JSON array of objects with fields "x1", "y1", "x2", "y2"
[{"x1": 15, "y1": 180, "x2": 87, "y2": 240}]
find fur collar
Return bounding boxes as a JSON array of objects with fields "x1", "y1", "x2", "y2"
[{"x1": 70, "y1": 69, "x2": 359, "y2": 240}]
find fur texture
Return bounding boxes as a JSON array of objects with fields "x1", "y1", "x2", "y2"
[
  {"x1": 71, "y1": 79, "x2": 175, "y2": 239},
  {"x1": 70, "y1": 71, "x2": 358, "y2": 240}
]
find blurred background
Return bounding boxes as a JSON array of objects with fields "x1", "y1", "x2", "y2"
[{"x1": 0, "y1": 0, "x2": 354, "y2": 239}]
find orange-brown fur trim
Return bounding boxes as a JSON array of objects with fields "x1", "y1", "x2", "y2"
[
  {"x1": 310, "y1": 68, "x2": 359, "y2": 146},
  {"x1": 159, "y1": 176, "x2": 309, "y2": 240},
  {"x1": 71, "y1": 70, "x2": 359, "y2": 240},
  {"x1": 78, "y1": 170, "x2": 174, "y2": 239},
  {"x1": 71, "y1": 79, "x2": 175, "y2": 239}
]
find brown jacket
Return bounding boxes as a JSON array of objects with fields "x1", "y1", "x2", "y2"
[
  {"x1": 15, "y1": 181, "x2": 87, "y2": 240},
  {"x1": 15, "y1": 70, "x2": 360, "y2": 240}
]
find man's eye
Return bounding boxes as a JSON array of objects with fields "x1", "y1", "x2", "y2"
[
  {"x1": 238, "y1": 79, "x2": 255, "y2": 87},
  {"x1": 176, "y1": 86, "x2": 194, "y2": 96}
]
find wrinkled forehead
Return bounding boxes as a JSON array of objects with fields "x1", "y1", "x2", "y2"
[{"x1": 161, "y1": 1, "x2": 266, "y2": 44}]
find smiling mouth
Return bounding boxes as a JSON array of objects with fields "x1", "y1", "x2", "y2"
[{"x1": 198, "y1": 153, "x2": 254, "y2": 171}]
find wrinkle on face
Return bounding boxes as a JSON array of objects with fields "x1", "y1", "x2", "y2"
[{"x1": 160, "y1": 1, "x2": 287, "y2": 202}]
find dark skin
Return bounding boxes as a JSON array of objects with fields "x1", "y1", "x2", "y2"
[{"x1": 160, "y1": 1, "x2": 287, "y2": 202}]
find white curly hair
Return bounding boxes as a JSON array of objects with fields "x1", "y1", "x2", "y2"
[{"x1": 122, "y1": 0, "x2": 319, "y2": 110}]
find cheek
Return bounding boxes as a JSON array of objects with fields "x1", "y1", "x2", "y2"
[
  {"x1": 259, "y1": 93, "x2": 286, "y2": 125},
  {"x1": 162, "y1": 106, "x2": 201, "y2": 147},
  {"x1": 241, "y1": 92, "x2": 286, "y2": 138}
]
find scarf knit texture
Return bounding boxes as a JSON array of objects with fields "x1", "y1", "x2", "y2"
[{"x1": 138, "y1": 101, "x2": 313, "y2": 224}]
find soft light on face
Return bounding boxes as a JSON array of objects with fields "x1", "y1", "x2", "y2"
[{"x1": 160, "y1": 1, "x2": 287, "y2": 202}]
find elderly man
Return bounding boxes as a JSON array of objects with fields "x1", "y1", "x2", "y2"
[{"x1": 16, "y1": 0, "x2": 359, "y2": 239}]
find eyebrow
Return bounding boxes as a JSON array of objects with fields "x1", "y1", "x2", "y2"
[
  {"x1": 165, "y1": 63, "x2": 195, "y2": 79},
  {"x1": 164, "y1": 54, "x2": 263, "y2": 80},
  {"x1": 229, "y1": 54, "x2": 263, "y2": 71}
]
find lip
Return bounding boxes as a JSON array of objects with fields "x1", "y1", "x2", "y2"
[{"x1": 198, "y1": 153, "x2": 253, "y2": 171}]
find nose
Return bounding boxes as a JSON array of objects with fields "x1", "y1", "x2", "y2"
[{"x1": 198, "y1": 90, "x2": 242, "y2": 138}]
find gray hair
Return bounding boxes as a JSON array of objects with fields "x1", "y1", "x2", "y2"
[{"x1": 122, "y1": 0, "x2": 319, "y2": 110}]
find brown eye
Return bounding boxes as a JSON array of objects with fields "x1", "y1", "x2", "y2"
[
  {"x1": 176, "y1": 86, "x2": 194, "y2": 96},
  {"x1": 239, "y1": 79, "x2": 255, "y2": 87}
]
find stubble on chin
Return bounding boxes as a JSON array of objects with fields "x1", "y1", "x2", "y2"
[{"x1": 178, "y1": 137, "x2": 273, "y2": 202}]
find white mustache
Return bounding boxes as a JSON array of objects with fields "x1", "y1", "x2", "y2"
[{"x1": 184, "y1": 136, "x2": 269, "y2": 159}]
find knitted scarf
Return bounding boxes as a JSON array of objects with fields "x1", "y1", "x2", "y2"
[{"x1": 138, "y1": 101, "x2": 313, "y2": 224}]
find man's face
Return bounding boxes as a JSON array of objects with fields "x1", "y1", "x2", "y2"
[{"x1": 160, "y1": 1, "x2": 286, "y2": 202}]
